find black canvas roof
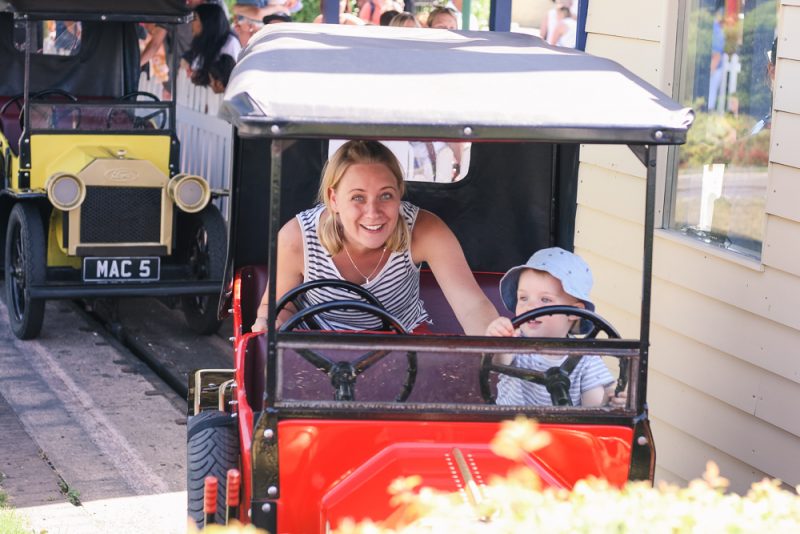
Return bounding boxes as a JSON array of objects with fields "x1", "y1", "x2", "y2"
[{"x1": 1, "y1": 0, "x2": 190, "y2": 22}]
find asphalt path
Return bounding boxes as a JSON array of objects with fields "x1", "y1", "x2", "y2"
[{"x1": 0, "y1": 297, "x2": 232, "y2": 533}]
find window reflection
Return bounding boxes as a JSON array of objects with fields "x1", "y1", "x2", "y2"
[
  {"x1": 670, "y1": 1, "x2": 777, "y2": 259},
  {"x1": 13, "y1": 20, "x2": 82, "y2": 56}
]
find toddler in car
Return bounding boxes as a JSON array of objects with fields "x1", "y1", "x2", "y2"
[{"x1": 485, "y1": 247, "x2": 617, "y2": 406}]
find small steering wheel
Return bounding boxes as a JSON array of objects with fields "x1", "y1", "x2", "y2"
[
  {"x1": 106, "y1": 91, "x2": 166, "y2": 129},
  {"x1": 276, "y1": 279, "x2": 385, "y2": 330},
  {"x1": 278, "y1": 284, "x2": 417, "y2": 403},
  {"x1": 1, "y1": 89, "x2": 80, "y2": 129},
  {"x1": 479, "y1": 305, "x2": 624, "y2": 406}
]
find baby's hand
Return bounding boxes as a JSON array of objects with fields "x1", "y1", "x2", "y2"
[
  {"x1": 486, "y1": 317, "x2": 516, "y2": 337},
  {"x1": 607, "y1": 389, "x2": 627, "y2": 408}
]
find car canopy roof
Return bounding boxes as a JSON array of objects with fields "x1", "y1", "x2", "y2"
[
  {"x1": 222, "y1": 23, "x2": 694, "y2": 144},
  {"x1": 0, "y1": 0, "x2": 190, "y2": 22}
]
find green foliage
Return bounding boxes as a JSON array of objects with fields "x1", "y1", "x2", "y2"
[
  {"x1": 678, "y1": 104, "x2": 770, "y2": 170},
  {"x1": 293, "y1": 0, "x2": 321, "y2": 23}
]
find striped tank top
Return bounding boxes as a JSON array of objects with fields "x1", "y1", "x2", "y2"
[{"x1": 296, "y1": 202, "x2": 430, "y2": 332}]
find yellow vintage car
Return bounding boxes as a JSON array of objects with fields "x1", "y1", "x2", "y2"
[{"x1": 0, "y1": 0, "x2": 225, "y2": 339}]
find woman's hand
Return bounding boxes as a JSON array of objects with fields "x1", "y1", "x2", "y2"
[{"x1": 251, "y1": 316, "x2": 267, "y2": 333}]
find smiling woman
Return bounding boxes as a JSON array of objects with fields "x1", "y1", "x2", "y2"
[{"x1": 251, "y1": 139, "x2": 499, "y2": 335}]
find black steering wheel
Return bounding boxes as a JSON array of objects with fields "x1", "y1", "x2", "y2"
[
  {"x1": 278, "y1": 282, "x2": 417, "y2": 403},
  {"x1": 276, "y1": 279, "x2": 385, "y2": 330},
  {"x1": 479, "y1": 305, "x2": 624, "y2": 406},
  {"x1": 1, "y1": 89, "x2": 80, "y2": 129},
  {"x1": 106, "y1": 91, "x2": 166, "y2": 129}
]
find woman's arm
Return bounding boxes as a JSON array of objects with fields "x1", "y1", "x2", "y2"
[
  {"x1": 412, "y1": 210, "x2": 499, "y2": 335},
  {"x1": 251, "y1": 218, "x2": 305, "y2": 332},
  {"x1": 549, "y1": 21, "x2": 565, "y2": 46}
]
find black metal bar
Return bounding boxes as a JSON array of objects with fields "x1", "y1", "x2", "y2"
[
  {"x1": 265, "y1": 139, "x2": 282, "y2": 407},
  {"x1": 14, "y1": 13, "x2": 192, "y2": 24},
  {"x1": 28, "y1": 281, "x2": 221, "y2": 298},
  {"x1": 627, "y1": 144, "x2": 648, "y2": 166},
  {"x1": 229, "y1": 122, "x2": 688, "y2": 146},
  {"x1": 628, "y1": 415, "x2": 655, "y2": 481},
  {"x1": 277, "y1": 331, "x2": 641, "y2": 355},
  {"x1": 638, "y1": 145, "x2": 656, "y2": 413},
  {"x1": 272, "y1": 400, "x2": 639, "y2": 425},
  {"x1": 19, "y1": 20, "x2": 32, "y2": 180}
]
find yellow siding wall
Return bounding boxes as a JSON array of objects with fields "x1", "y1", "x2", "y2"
[{"x1": 581, "y1": 0, "x2": 800, "y2": 493}]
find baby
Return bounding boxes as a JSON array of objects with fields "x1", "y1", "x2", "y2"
[{"x1": 486, "y1": 247, "x2": 616, "y2": 406}]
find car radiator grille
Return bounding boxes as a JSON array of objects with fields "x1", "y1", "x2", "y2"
[{"x1": 80, "y1": 186, "x2": 162, "y2": 243}]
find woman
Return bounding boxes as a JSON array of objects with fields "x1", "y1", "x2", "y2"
[
  {"x1": 185, "y1": 3, "x2": 241, "y2": 87},
  {"x1": 252, "y1": 140, "x2": 498, "y2": 335}
]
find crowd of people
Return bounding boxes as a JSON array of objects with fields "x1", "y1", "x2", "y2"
[{"x1": 139, "y1": 1, "x2": 580, "y2": 96}]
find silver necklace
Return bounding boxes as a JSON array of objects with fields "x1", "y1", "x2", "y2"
[{"x1": 343, "y1": 244, "x2": 386, "y2": 284}]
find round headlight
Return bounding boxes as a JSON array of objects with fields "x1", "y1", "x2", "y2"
[
  {"x1": 168, "y1": 173, "x2": 210, "y2": 213},
  {"x1": 46, "y1": 172, "x2": 85, "y2": 211}
]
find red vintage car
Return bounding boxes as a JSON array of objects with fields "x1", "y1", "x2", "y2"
[{"x1": 186, "y1": 23, "x2": 693, "y2": 531}]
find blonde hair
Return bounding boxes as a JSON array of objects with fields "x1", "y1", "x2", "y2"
[
  {"x1": 317, "y1": 140, "x2": 409, "y2": 255},
  {"x1": 389, "y1": 12, "x2": 421, "y2": 27},
  {"x1": 426, "y1": 6, "x2": 457, "y2": 28}
]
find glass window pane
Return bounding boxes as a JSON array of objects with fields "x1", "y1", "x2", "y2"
[{"x1": 669, "y1": 0, "x2": 777, "y2": 259}]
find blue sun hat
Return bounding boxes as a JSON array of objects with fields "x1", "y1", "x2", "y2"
[{"x1": 499, "y1": 247, "x2": 595, "y2": 334}]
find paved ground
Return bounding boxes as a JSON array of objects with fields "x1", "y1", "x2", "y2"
[{"x1": 0, "y1": 299, "x2": 189, "y2": 533}]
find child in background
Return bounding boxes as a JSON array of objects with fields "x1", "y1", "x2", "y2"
[{"x1": 486, "y1": 247, "x2": 616, "y2": 406}]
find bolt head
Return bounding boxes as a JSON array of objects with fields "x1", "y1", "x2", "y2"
[
  {"x1": 654, "y1": 130, "x2": 664, "y2": 140},
  {"x1": 637, "y1": 435, "x2": 648, "y2": 446},
  {"x1": 263, "y1": 428, "x2": 274, "y2": 440},
  {"x1": 463, "y1": 126, "x2": 473, "y2": 136},
  {"x1": 270, "y1": 125, "x2": 280, "y2": 135},
  {"x1": 267, "y1": 486, "x2": 278, "y2": 497},
  {"x1": 261, "y1": 502, "x2": 271, "y2": 513}
]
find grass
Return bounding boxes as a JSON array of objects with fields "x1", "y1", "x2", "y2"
[{"x1": 0, "y1": 478, "x2": 36, "y2": 534}]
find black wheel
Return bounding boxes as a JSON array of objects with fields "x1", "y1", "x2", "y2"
[
  {"x1": 479, "y1": 305, "x2": 621, "y2": 405},
  {"x1": 4, "y1": 203, "x2": 46, "y2": 339},
  {"x1": 187, "y1": 410, "x2": 240, "y2": 528},
  {"x1": 180, "y1": 205, "x2": 227, "y2": 335}
]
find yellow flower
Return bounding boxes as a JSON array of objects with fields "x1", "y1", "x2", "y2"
[{"x1": 489, "y1": 416, "x2": 551, "y2": 461}]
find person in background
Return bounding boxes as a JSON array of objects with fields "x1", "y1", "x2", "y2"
[
  {"x1": 548, "y1": 5, "x2": 576, "y2": 48},
  {"x1": 426, "y1": 6, "x2": 458, "y2": 29},
  {"x1": 263, "y1": 12, "x2": 292, "y2": 24},
  {"x1": 208, "y1": 54, "x2": 236, "y2": 94},
  {"x1": 380, "y1": 10, "x2": 400, "y2": 25},
  {"x1": 389, "y1": 12, "x2": 421, "y2": 27},
  {"x1": 356, "y1": 0, "x2": 385, "y2": 25},
  {"x1": 186, "y1": 3, "x2": 241, "y2": 86},
  {"x1": 233, "y1": 0, "x2": 270, "y2": 47},
  {"x1": 540, "y1": 0, "x2": 572, "y2": 44}
]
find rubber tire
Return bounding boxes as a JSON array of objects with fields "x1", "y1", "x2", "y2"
[
  {"x1": 4, "y1": 203, "x2": 46, "y2": 339},
  {"x1": 187, "y1": 410, "x2": 240, "y2": 528},
  {"x1": 179, "y1": 205, "x2": 226, "y2": 335}
]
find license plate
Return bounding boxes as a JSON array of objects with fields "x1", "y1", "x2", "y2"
[{"x1": 83, "y1": 257, "x2": 160, "y2": 283}]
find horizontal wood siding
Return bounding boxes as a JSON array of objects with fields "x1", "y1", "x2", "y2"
[{"x1": 580, "y1": 1, "x2": 800, "y2": 489}]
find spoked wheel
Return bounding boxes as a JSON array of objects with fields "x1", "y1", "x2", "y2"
[
  {"x1": 280, "y1": 298, "x2": 418, "y2": 402},
  {"x1": 479, "y1": 305, "x2": 621, "y2": 405},
  {"x1": 180, "y1": 205, "x2": 227, "y2": 335},
  {"x1": 4, "y1": 203, "x2": 46, "y2": 340},
  {"x1": 187, "y1": 410, "x2": 239, "y2": 528}
]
